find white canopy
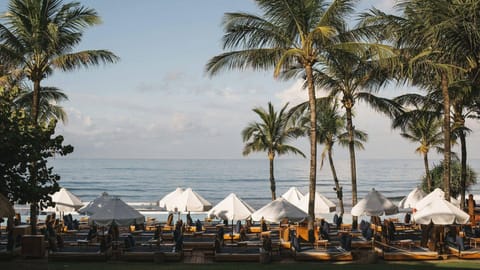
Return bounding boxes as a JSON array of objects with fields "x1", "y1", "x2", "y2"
[
  {"x1": 412, "y1": 198, "x2": 469, "y2": 225},
  {"x1": 78, "y1": 192, "x2": 112, "y2": 215},
  {"x1": 89, "y1": 197, "x2": 145, "y2": 226},
  {"x1": 251, "y1": 197, "x2": 308, "y2": 223},
  {"x1": 299, "y1": 191, "x2": 336, "y2": 215},
  {"x1": 399, "y1": 187, "x2": 426, "y2": 209},
  {"x1": 207, "y1": 193, "x2": 255, "y2": 221},
  {"x1": 177, "y1": 188, "x2": 212, "y2": 212},
  {"x1": 351, "y1": 188, "x2": 398, "y2": 216},
  {"x1": 158, "y1": 187, "x2": 184, "y2": 211},
  {"x1": 281, "y1": 187, "x2": 304, "y2": 208},
  {"x1": 51, "y1": 187, "x2": 84, "y2": 212},
  {"x1": 415, "y1": 188, "x2": 460, "y2": 211}
]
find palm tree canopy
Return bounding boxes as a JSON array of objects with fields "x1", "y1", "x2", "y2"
[
  {"x1": 0, "y1": 0, "x2": 119, "y2": 81},
  {"x1": 206, "y1": 0, "x2": 357, "y2": 77},
  {"x1": 242, "y1": 102, "x2": 305, "y2": 158}
]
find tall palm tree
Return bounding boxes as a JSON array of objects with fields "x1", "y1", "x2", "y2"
[
  {"x1": 359, "y1": 0, "x2": 480, "y2": 201},
  {"x1": 292, "y1": 98, "x2": 367, "y2": 215},
  {"x1": 311, "y1": 49, "x2": 399, "y2": 226},
  {"x1": 0, "y1": 0, "x2": 119, "y2": 123},
  {"x1": 392, "y1": 104, "x2": 444, "y2": 193},
  {"x1": 242, "y1": 102, "x2": 305, "y2": 200},
  {"x1": 0, "y1": 0, "x2": 118, "y2": 233},
  {"x1": 206, "y1": 0, "x2": 358, "y2": 231}
]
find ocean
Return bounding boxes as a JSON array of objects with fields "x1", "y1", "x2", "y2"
[{"x1": 49, "y1": 158, "x2": 480, "y2": 212}]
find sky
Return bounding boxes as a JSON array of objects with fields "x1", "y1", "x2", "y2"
[{"x1": 2, "y1": 0, "x2": 479, "y2": 160}]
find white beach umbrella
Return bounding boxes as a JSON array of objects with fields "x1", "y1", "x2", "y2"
[
  {"x1": 351, "y1": 188, "x2": 399, "y2": 216},
  {"x1": 412, "y1": 198, "x2": 469, "y2": 225},
  {"x1": 51, "y1": 187, "x2": 84, "y2": 212},
  {"x1": 415, "y1": 188, "x2": 460, "y2": 211},
  {"x1": 281, "y1": 187, "x2": 304, "y2": 208},
  {"x1": 207, "y1": 193, "x2": 255, "y2": 221},
  {"x1": 176, "y1": 188, "x2": 212, "y2": 212},
  {"x1": 158, "y1": 187, "x2": 184, "y2": 211},
  {"x1": 399, "y1": 187, "x2": 426, "y2": 209},
  {"x1": 299, "y1": 191, "x2": 336, "y2": 215},
  {"x1": 251, "y1": 197, "x2": 308, "y2": 223},
  {"x1": 78, "y1": 192, "x2": 112, "y2": 215},
  {"x1": 89, "y1": 197, "x2": 145, "y2": 226}
]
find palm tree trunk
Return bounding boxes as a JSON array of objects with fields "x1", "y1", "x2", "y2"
[
  {"x1": 441, "y1": 73, "x2": 451, "y2": 201},
  {"x1": 328, "y1": 147, "x2": 344, "y2": 215},
  {"x1": 460, "y1": 131, "x2": 467, "y2": 210},
  {"x1": 269, "y1": 154, "x2": 276, "y2": 201},
  {"x1": 345, "y1": 103, "x2": 358, "y2": 227},
  {"x1": 423, "y1": 153, "x2": 431, "y2": 192},
  {"x1": 305, "y1": 64, "x2": 317, "y2": 233},
  {"x1": 32, "y1": 79, "x2": 41, "y2": 123}
]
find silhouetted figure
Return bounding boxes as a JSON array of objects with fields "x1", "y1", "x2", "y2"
[
  {"x1": 186, "y1": 211, "x2": 193, "y2": 226},
  {"x1": 404, "y1": 213, "x2": 411, "y2": 224}
]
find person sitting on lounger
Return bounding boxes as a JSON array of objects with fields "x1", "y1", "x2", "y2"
[
  {"x1": 195, "y1": 219, "x2": 203, "y2": 232},
  {"x1": 260, "y1": 217, "x2": 268, "y2": 232},
  {"x1": 239, "y1": 225, "x2": 247, "y2": 241},
  {"x1": 87, "y1": 225, "x2": 98, "y2": 241}
]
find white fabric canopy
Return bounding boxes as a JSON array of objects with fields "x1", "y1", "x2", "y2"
[
  {"x1": 251, "y1": 197, "x2": 308, "y2": 223},
  {"x1": 351, "y1": 188, "x2": 398, "y2": 216},
  {"x1": 281, "y1": 187, "x2": 304, "y2": 208},
  {"x1": 89, "y1": 197, "x2": 145, "y2": 226},
  {"x1": 299, "y1": 191, "x2": 336, "y2": 215},
  {"x1": 78, "y1": 192, "x2": 112, "y2": 215},
  {"x1": 158, "y1": 187, "x2": 184, "y2": 211},
  {"x1": 173, "y1": 188, "x2": 212, "y2": 212},
  {"x1": 412, "y1": 198, "x2": 469, "y2": 225},
  {"x1": 415, "y1": 188, "x2": 460, "y2": 211},
  {"x1": 51, "y1": 187, "x2": 84, "y2": 212},
  {"x1": 399, "y1": 187, "x2": 426, "y2": 209},
  {"x1": 207, "y1": 193, "x2": 255, "y2": 221}
]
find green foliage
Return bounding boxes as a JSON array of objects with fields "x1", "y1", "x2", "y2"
[
  {"x1": 421, "y1": 160, "x2": 477, "y2": 198},
  {"x1": 0, "y1": 88, "x2": 73, "y2": 209}
]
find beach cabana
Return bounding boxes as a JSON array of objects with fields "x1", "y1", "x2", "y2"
[
  {"x1": 299, "y1": 191, "x2": 336, "y2": 215},
  {"x1": 281, "y1": 187, "x2": 304, "y2": 208},
  {"x1": 89, "y1": 197, "x2": 144, "y2": 226},
  {"x1": 414, "y1": 188, "x2": 460, "y2": 211},
  {"x1": 0, "y1": 193, "x2": 14, "y2": 218},
  {"x1": 176, "y1": 188, "x2": 212, "y2": 212},
  {"x1": 251, "y1": 197, "x2": 308, "y2": 223},
  {"x1": 51, "y1": 187, "x2": 84, "y2": 212},
  {"x1": 412, "y1": 198, "x2": 469, "y2": 225},
  {"x1": 351, "y1": 188, "x2": 398, "y2": 217},
  {"x1": 207, "y1": 193, "x2": 255, "y2": 221},
  {"x1": 78, "y1": 192, "x2": 112, "y2": 215},
  {"x1": 158, "y1": 187, "x2": 184, "y2": 211},
  {"x1": 398, "y1": 187, "x2": 426, "y2": 210}
]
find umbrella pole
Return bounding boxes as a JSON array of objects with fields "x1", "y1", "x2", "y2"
[{"x1": 231, "y1": 220, "x2": 234, "y2": 244}]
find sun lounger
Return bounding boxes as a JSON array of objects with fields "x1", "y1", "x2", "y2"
[{"x1": 293, "y1": 246, "x2": 353, "y2": 261}]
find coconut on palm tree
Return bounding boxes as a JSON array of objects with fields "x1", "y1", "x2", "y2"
[
  {"x1": 242, "y1": 102, "x2": 305, "y2": 200},
  {"x1": 0, "y1": 0, "x2": 118, "y2": 233}
]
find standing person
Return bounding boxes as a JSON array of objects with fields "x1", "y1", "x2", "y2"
[{"x1": 186, "y1": 211, "x2": 193, "y2": 226}]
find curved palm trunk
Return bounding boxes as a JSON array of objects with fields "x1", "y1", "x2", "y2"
[
  {"x1": 441, "y1": 74, "x2": 451, "y2": 201},
  {"x1": 305, "y1": 64, "x2": 317, "y2": 233},
  {"x1": 268, "y1": 153, "x2": 276, "y2": 201},
  {"x1": 423, "y1": 152, "x2": 431, "y2": 192},
  {"x1": 328, "y1": 147, "x2": 344, "y2": 215},
  {"x1": 345, "y1": 103, "x2": 358, "y2": 227},
  {"x1": 459, "y1": 131, "x2": 467, "y2": 210}
]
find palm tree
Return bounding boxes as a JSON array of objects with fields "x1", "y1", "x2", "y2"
[
  {"x1": 0, "y1": 0, "x2": 119, "y2": 123},
  {"x1": 206, "y1": 0, "x2": 358, "y2": 231},
  {"x1": 292, "y1": 98, "x2": 367, "y2": 215},
  {"x1": 0, "y1": 0, "x2": 118, "y2": 234},
  {"x1": 242, "y1": 102, "x2": 305, "y2": 200},
  {"x1": 359, "y1": 0, "x2": 480, "y2": 201},
  {"x1": 15, "y1": 86, "x2": 69, "y2": 123},
  {"x1": 392, "y1": 103, "x2": 444, "y2": 193},
  {"x1": 311, "y1": 48, "x2": 399, "y2": 226}
]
